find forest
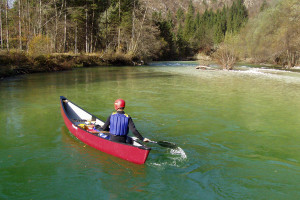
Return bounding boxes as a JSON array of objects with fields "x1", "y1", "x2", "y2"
[{"x1": 0, "y1": 0, "x2": 299, "y2": 76}]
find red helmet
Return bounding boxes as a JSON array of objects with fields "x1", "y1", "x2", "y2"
[{"x1": 114, "y1": 99, "x2": 125, "y2": 110}]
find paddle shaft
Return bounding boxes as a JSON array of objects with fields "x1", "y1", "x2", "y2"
[
  {"x1": 100, "y1": 131, "x2": 110, "y2": 134},
  {"x1": 100, "y1": 134, "x2": 177, "y2": 148},
  {"x1": 148, "y1": 140, "x2": 177, "y2": 148}
]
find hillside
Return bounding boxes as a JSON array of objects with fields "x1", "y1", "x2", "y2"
[{"x1": 144, "y1": 0, "x2": 271, "y2": 17}]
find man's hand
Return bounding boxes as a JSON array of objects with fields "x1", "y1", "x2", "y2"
[{"x1": 143, "y1": 138, "x2": 150, "y2": 142}]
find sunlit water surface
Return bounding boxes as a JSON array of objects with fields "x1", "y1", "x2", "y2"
[{"x1": 1, "y1": 62, "x2": 300, "y2": 199}]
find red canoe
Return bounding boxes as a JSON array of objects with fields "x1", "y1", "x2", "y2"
[{"x1": 60, "y1": 96, "x2": 151, "y2": 164}]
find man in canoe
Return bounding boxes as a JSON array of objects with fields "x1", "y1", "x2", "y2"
[{"x1": 100, "y1": 99, "x2": 150, "y2": 144}]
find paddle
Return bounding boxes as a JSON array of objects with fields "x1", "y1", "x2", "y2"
[
  {"x1": 131, "y1": 136, "x2": 176, "y2": 148},
  {"x1": 147, "y1": 139, "x2": 177, "y2": 149},
  {"x1": 97, "y1": 133, "x2": 177, "y2": 149}
]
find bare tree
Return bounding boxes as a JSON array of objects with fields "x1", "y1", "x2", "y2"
[
  {"x1": 132, "y1": 0, "x2": 148, "y2": 54},
  {"x1": 85, "y1": 0, "x2": 88, "y2": 53},
  {"x1": 213, "y1": 43, "x2": 236, "y2": 70},
  {"x1": 24, "y1": 0, "x2": 30, "y2": 52},
  {"x1": 63, "y1": 0, "x2": 66, "y2": 52},
  {"x1": 75, "y1": 21, "x2": 78, "y2": 54},
  {"x1": 54, "y1": 0, "x2": 63, "y2": 51},
  {"x1": 5, "y1": 0, "x2": 8, "y2": 51},
  {"x1": 54, "y1": 0, "x2": 58, "y2": 50},
  {"x1": 117, "y1": 0, "x2": 120, "y2": 50},
  {"x1": 39, "y1": 0, "x2": 42, "y2": 34},
  {"x1": 129, "y1": 0, "x2": 135, "y2": 52},
  {"x1": 0, "y1": 0, "x2": 3, "y2": 49},
  {"x1": 19, "y1": 0, "x2": 22, "y2": 50},
  {"x1": 105, "y1": 0, "x2": 108, "y2": 48},
  {"x1": 90, "y1": 0, "x2": 95, "y2": 53}
]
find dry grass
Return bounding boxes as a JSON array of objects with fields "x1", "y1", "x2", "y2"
[{"x1": 0, "y1": 50, "x2": 138, "y2": 79}]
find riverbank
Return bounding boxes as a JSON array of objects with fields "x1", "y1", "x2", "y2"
[
  {"x1": 0, "y1": 51, "x2": 139, "y2": 79},
  {"x1": 1, "y1": 50, "x2": 292, "y2": 80}
]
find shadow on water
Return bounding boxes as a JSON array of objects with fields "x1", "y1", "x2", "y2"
[
  {"x1": 60, "y1": 126, "x2": 147, "y2": 176},
  {"x1": 61, "y1": 126, "x2": 188, "y2": 171},
  {"x1": 0, "y1": 66, "x2": 176, "y2": 92},
  {"x1": 61, "y1": 126, "x2": 156, "y2": 199},
  {"x1": 67, "y1": 67, "x2": 177, "y2": 86}
]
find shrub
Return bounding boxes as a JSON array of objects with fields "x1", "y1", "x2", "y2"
[
  {"x1": 213, "y1": 43, "x2": 237, "y2": 70},
  {"x1": 28, "y1": 35, "x2": 51, "y2": 56}
]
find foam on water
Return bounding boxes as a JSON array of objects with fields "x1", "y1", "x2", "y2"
[
  {"x1": 149, "y1": 62, "x2": 300, "y2": 85},
  {"x1": 234, "y1": 67, "x2": 300, "y2": 84},
  {"x1": 149, "y1": 61, "x2": 198, "y2": 67},
  {"x1": 170, "y1": 147, "x2": 187, "y2": 160},
  {"x1": 148, "y1": 146, "x2": 187, "y2": 169}
]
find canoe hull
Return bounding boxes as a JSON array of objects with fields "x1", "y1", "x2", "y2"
[{"x1": 60, "y1": 96, "x2": 150, "y2": 164}]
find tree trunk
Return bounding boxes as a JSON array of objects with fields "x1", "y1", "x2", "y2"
[
  {"x1": 133, "y1": 1, "x2": 148, "y2": 53},
  {"x1": 39, "y1": 0, "x2": 42, "y2": 34},
  {"x1": 75, "y1": 21, "x2": 78, "y2": 54},
  {"x1": 26, "y1": 0, "x2": 30, "y2": 52},
  {"x1": 117, "y1": 0, "x2": 121, "y2": 50},
  {"x1": 129, "y1": 0, "x2": 135, "y2": 52},
  {"x1": 0, "y1": 0, "x2": 3, "y2": 49},
  {"x1": 85, "y1": 0, "x2": 88, "y2": 53},
  {"x1": 19, "y1": 0, "x2": 22, "y2": 50},
  {"x1": 286, "y1": 50, "x2": 296, "y2": 69},
  {"x1": 105, "y1": 0, "x2": 108, "y2": 48},
  {"x1": 5, "y1": 0, "x2": 8, "y2": 51},
  {"x1": 90, "y1": 0, "x2": 95, "y2": 53},
  {"x1": 54, "y1": 0, "x2": 58, "y2": 51},
  {"x1": 63, "y1": 0, "x2": 67, "y2": 52}
]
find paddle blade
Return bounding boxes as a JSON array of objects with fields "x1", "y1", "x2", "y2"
[{"x1": 157, "y1": 141, "x2": 177, "y2": 149}]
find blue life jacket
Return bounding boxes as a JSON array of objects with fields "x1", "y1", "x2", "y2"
[{"x1": 110, "y1": 112, "x2": 129, "y2": 136}]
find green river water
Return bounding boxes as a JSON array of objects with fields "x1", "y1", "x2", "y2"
[{"x1": 0, "y1": 62, "x2": 300, "y2": 199}]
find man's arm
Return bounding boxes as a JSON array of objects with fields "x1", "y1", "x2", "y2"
[
  {"x1": 101, "y1": 115, "x2": 111, "y2": 131},
  {"x1": 128, "y1": 117, "x2": 145, "y2": 141}
]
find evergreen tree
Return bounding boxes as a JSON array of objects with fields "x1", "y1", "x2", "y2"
[
  {"x1": 176, "y1": 23, "x2": 189, "y2": 57},
  {"x1": 176, "y1": 7, "x2": 184, "y2": 23},
  {"x1": 183, "y1": 1, "x2": 195, "y2": 41},
  {"x1": 153, "y1": 11, "x2": 177, "y2": 60},
  {"x1": 227, "y1": 0, "x2": 248, "y2": 33},
  {"x1": 213, "y1": 10, "x2": 227, "y2": 43}
]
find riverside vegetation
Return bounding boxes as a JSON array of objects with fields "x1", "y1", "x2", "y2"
[
  {"x1": 0, "y1": 0, "x2": 299, "y2": 78},
  {"x1": 0, "y1": 50, "x2": 138, "y2": 78}
]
